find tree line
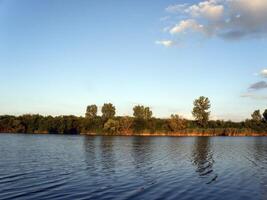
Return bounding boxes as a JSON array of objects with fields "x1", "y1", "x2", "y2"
[{"x1": 1, "y1": 96, "x2": 267, "y2": 135}]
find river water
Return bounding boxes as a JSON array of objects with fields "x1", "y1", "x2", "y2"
[{"x1": 0, "y1": 134, "x2": 267, "y2": 200}]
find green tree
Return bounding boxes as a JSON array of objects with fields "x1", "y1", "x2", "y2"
[
  {"x1": 192, "y1": 96, "x2": 211, "y2": 127},
  {"x1": 85, "y1": 105, "x2": 97, "y2": 119},
  {"x1": 103, "y1": 119, "x2": 120, "y2": 134},
  {"x1": 133, "y1": 105, "x2": 152, "y2": 120},
  {"x1": 101, "y1": 103, "x2": 116, "y2": 120},
  {"x1": 263, "y1": 109, "x2": 267, "y2": 122},
  {"x1": 251, "y1": 110, "x2": 262, "y2": 122}
]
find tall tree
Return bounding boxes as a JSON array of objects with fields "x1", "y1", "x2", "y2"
[
  {"x1": 251, "y1": 110, "x2": 262, "y2": 122},
  {"x1": 85, "y1": 105, "x2": 97, "y2": 119},
  {"x1": 101, "y1": 103, "x2": 116, "y2": 120},
  {"x1": 133, "y1": 105, "x2": 152, "y2": 120},
  {"x1": 192, "y1": 96, "x2": 211, "y2": 127}
]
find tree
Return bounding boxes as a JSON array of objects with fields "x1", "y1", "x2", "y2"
[
  {"x1": 101, "y1": 103, "x2": 116, "y2": 120},
  {"x1": 103, "y1": 119, "x2": 120, "y2": 134},
  {"x1": 251, "y1": 110, "x2": 262, "y2": 122},
  {"x1": 192, "y1": 96, "x2": 211, "y2": 127},
  {"x1": 133, "y1": 105, "x2": 152, "y2": 120},
  {"x1": 85, "y1": 105, "x2": 97, "y2": 119},
  {"x1": 119, "y1": 116, "x2": 133, "y2": 133},
  {"x1": 263, "y1": 109, "x2": 267, "y2": 122},
  {"x1": 168, "y1": 114, "x2": 187, "y2": 131}
]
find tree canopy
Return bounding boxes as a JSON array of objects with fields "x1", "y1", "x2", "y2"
[
  {"x1": 133, "y1": 105, "x2": 152, "y2": 120},
  {"x1": 101, "y1": 103, "x2": 116, "y2": 120},
  {"x1": 192, "y1": 96, "x2": 211, "y2": 127},
  {"x1": 251, "y1": 110, "x2": 262, "y2": 122},
  {"x1": 85, "y1": 105, "x2": 97, "y2": 119}
]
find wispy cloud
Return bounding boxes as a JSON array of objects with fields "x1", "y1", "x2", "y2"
[
  {"x1": 162, "y1": 0, "x2": 267, "y2": 41},
  {"x1": 160, "y1": 16, "x2": 170, "y2": 22},
  {"x1": 155, "y1": 40, "x2": 176, "y2": 47},
  {"x1": 170, "y1": 19, "x2": 205, "y2": 34},
  {"x1": 248, "y1": 81, "x2": 267, "y2": 90},
  {"x1": 165, "y1": 3, "x2": 188, "y2": 13},
  {"x1": 241, "y1": 93, "x2": 267, "y2": 100}
]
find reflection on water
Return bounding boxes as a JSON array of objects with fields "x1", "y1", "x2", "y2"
[
  {"x1": 131, "y1": 137, "x2": 152, "y2": 170},
  {"x1": 1, "y1": 134, "x2": 267, "y2": 200},
  {"x1": 192, "y1": 137, "x2": 217, "y2": 184},
  {"x1": 100, "y1": 136, "x2": 115, "y2": 173}
]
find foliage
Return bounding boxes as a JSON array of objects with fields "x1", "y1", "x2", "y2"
[
  {"x1": 133, "y1": 105, "x2": 152, "y2": 120},
  {"x1": 119, "y1": 116, "x2": 133, "y2": 133},
  {"x1": 251, "y1": 110, "x2": 262, "y2": 122},
  {"x1": 263, "y1": 109, "x2": 267, "y2": 122},
  {"x1": 103, "y1": 119, "x2": 120, "y2": 134},
  {"x1": 85, "y1": 105, "x2": 97, "y2": 119},
  {"x1": 0, "y1": 98, "x2": 267, "y2": 135},
  {"x1": 101, "y1": 103, "x2": 116, "y2": 120},
  {"x1": 168, "y1": 114, "x2": 187, "y2": 131},
  {"x1": 192, "y1": 96, "x2": 211, "y2": 127}
]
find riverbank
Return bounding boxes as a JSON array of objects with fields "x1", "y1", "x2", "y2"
[
  {"x1": 1, "y1": 127, "x2": 267, "y2": 136},
  {"x1": 81, "y1": 129, "x2": 267, "y2": 136}
]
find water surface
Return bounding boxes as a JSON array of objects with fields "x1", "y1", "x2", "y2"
[{"x1": 0, "y1": 134, "x2": 267, "y2": 200}]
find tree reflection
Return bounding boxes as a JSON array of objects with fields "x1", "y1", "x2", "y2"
[
  {"x1": 83, "y1": 136, "x2": 116, "y2": 175},
  {"x1": 191, "y1": 137, "x2": 217, "y2": 184},
  {"x1": 83, "y1": 136, "x2": 98, "y2": 174},
  {"x1": 99, "y1": 136, "x2": 115, "y2": 173}
]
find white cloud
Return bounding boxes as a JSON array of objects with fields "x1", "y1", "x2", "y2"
[
  {"x1": 170, "y1": 19, "x2": 204, "y2": 34},
  {"x1": 155, "y1": 40, "x2": 176, "y2": 47},
  {"x1": 164, "y1": 0, "x2": 267, "y2": 40},
  {"x1": 260, "y1": 69, "x2": 267, "y2": 77}
]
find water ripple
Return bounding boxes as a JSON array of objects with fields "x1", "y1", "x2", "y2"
[{"x1": 0, "y1": 134, "x2": 267, "y2": 200}]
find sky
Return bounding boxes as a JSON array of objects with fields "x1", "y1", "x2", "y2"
[{"x1": 0, "y1": 0, "x2": 267, "y2": 121}]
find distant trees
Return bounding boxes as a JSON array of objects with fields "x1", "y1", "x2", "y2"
[
  {"x1": 251, "y1": 110, "x2": 262, "y2": 122},
  {"x1": 101, "y1": 103, "x2": 116, "y2": 120},
  {"x1": 1, "y1": 98, "x2": 267, "y2": 135},
  {"x1": 85, "y1": 105, "x2": 97, "y2": 119},
  {"x1": 192, "y1": 96, "x2": 211, "y2": 127}
]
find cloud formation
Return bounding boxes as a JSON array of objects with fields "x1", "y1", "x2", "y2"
[
  {"x1": 249, "y1": 81, "x2": 267, "y2": 90},
  {"x1": 155, "y1": 40, "x2": 176, "y2": 47},
  {"x1": 164, "y1": 0, "x2": 267, "y2": 40},
  {"x1": 186, "y1": 0, "x2": 224, "y2": 20}
]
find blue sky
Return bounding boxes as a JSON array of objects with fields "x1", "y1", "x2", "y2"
[{"x1": 0, "y1": 0, "x2": 267, "y2": 121}]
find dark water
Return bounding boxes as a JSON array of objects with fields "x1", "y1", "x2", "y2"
[{"x1": 0, "y1": 134, "x2": 267, "y2": 200}]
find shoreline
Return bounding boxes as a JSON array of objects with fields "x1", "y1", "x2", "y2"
[
  {"x1": 2, "y1": 128, "x2": 267, "y2": 137},
  {"x1": 81, "y1": 132, "x2": 267, "y2": 137}
]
